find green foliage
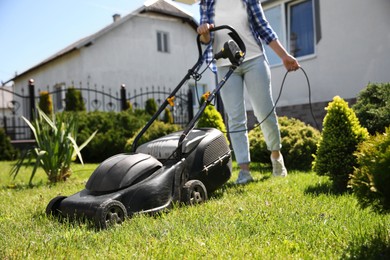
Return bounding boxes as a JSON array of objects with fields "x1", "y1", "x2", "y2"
[
  {"x1": 38, "y1": 91, "x2": 53, "y2": 116},
  {"x1": 76, "y1": 111, "x2": 150, "y2": 162},
  {"x1": 10, "y1": 108, "x2": 96, "y2": 185},
  {"x1": 197, "y1": 96, "x2": 228, "y2": 142},
  {"x1": 125, "y1": 100, "x2": 133, "y2": 112},
  {"x1": 65, "y1": 87, "x2": 85, "y2": 112},
  {"x1": 163, "y1": 107, "x2": 174, "y2": 124},
  {"x1": 313, "y1": 96, "x2": 369, "y2": 192},
  {"x1": 349, "y1": 127, "x2": 390, "y2": 212},
  {"x1": 353, "y1": 82, "x2": 390, "y2": 135},
  {"x1": 0, "y1": 128, "x2": 17, "y2": 160},
  {"x1": 125, "y1": 121, "x2": 182, "y2": 151},
  {"x1": 145, "y1": 98, "x2": 157, "y2": 116},
  {"x1": 249, "y1": 116, "x2": 321, "y2": 170}
]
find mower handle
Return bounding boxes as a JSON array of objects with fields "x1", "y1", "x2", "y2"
[{"x1": 196, "y1": 25, "x2": 247, "y2": 60}]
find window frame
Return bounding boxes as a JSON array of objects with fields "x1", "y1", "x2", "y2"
[
  {"x1": 157, "y1": 31, "x2": 170, "y2": 53},
  {"x1": 263, "y1": 0, "x2": 317, "y2": 67}
]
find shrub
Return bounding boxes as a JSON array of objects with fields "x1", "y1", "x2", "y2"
[
  {"x1": 10, "y1": 108, "x2": 96, "y2": 185},
  {"x1": 349, "y1": 127, "x2": 390, "y2": 212},
  {"x1": 197, "y1": 95, "x2": 228, "y2": 142},
  {"x1": 163, "y1": 108, "x2": 174, "y2": 124},
  {"x1": 312, "y1": 96, "x2": 369, "y2": 193},
  {"x1": 0, "y1": 128, "x2": 17, "y2": 160},
  {"x1": 76, "y1": 111, "x2": 150, "y2": 162},
  {"x1": 249, "y1": 116, "x2": 320, "y2": 170},
  {"x1": 145, "y1": 98, "x2": 157, "y2": 116},
  {"x1": 65, "y1": 87, "x2": 85, "y2": 111},
  {"x1": 38, "y1": 91, "x2": 53, "y2": 116},
  {"x1": 353, "y1": 82, "x2": 390, "y2": 135},
  {"x1": 125, "y1": 121, "x2": 182, "y2": 152}
]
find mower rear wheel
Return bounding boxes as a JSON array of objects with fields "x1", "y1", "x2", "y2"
[
  {"x1": 46, "y1": 196, "x2": 67, "y2": 217},
  {"x1": 95, "y1": 200, "x2": 127, "y2": 229},
  {"x1": 182, "y1": 180, "x2": 208, "y2": 205}
]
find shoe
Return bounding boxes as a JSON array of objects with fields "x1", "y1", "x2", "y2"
[
  {"x1": 235, "y1": 170, "x2": 253, "y2": 184},
  {"x1": 271, "y1": 154, "x2": 288, "y2": 177}
]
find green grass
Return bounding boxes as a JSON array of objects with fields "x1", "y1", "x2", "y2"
[{"x1": 1, "y1": 161, "x2": 389, "y2": 259}]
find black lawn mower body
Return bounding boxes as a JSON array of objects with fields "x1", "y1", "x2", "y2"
[{"x1": 46, "y1": 26, "x2": 246, "y2": 229}]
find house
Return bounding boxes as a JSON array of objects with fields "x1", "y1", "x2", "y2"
[
  {"x1": 6, "y1": 0, "x2": 215, "y2": 123},
  {"x1": 257, "y1": 0, "x2": 390, "y2": 128},
  {"x1": 6, "y1": 0, "x2": 390, "y2": 134}
]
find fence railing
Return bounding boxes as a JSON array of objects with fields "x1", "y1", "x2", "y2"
[{"x1": 1, "y1": 80, "x2": 193, "y2": 140}]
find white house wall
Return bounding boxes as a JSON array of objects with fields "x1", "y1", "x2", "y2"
[
  {"x1": 258, "y1": 0, "x2": 390, "y2": 108},
  {"x1": 12, "y1": 13, "x2": 214, "y2": 114}
]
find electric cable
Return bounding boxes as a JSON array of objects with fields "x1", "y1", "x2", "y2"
[{"x1": 193, "y1": 65, "x2": 320, "y2": 134}]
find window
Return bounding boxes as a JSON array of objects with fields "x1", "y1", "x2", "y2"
[
  {"x1": 288, "y1": 0, "x2": 315, "y2": 58},
  {"x1": 264, "y1": 0, "x2": 316, "y2": 66},
  {"x1": 157, "y1": 31, "x2": 169, "y2": 53}
]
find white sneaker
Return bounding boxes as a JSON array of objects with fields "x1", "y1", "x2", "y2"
[
  {"x1": 235, "y1": 170, "x2": 253, "y2": 184},
  {"x1": 271, "y1": 154, "x2": 288, "y2": 177}
]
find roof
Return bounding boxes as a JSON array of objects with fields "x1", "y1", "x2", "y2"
[{"x1": 7, "y1": 0, "x2": 198, "y2": 83}]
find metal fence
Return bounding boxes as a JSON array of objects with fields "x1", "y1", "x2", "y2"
[{"x1": 1, "y1": 80, "x2": 193, "y2": 140}]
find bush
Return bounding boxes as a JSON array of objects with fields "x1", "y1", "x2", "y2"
[
  {"x1": 249, "y1": 116, "x2": 320, "y2": 170},
  {"x1": 145, "y1": 98, "x2": 157, "y2": 116},
  {"x1": 353, "y1": 82, "x2": 390, "y2": 135},
  {"x1": 163, "y1": 108, "x2": 174, "y2": 124},
  {"x1": 312, "y1": 96, "x2": 369, "y2": 193},
  {"x1": 125, "y1": 121, "x2": 182, "y2": 152},
  {"x1": 75, "y1": 111, "x2": 150, "y2": 163},
  {"x1": 349, "y1": 127, "x2": 390, "y2": 212},
  {"x1": 65, "y1": 87, "x2": 85, "y2": 112},
  {"x1": 0, "y1": 128, "x2": 17, "y2": 161},
  {"x1": 197, "y1": 96, "x2": 228, "y2": 142},
  {"x1": 38, "y1": 91, "x2": 53, "y2": 116}
]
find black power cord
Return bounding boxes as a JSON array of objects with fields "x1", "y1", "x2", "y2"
[{"x1": 192, "y1": 65, "x2": 320, "y2": 133}]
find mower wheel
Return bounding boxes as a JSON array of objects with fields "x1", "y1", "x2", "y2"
[
  {"x1": 182, "y1": 180, "x2": 208, "y2": 205},
  {"x1": 46, "y1": 196, "x2": 67, "y2": 217},
  {"x1": 95, "y1": 200, "x2": 127, "y2": 229}
]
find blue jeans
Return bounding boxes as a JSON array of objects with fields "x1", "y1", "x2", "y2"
[{"x1": 217, "y1": 55, "x2": 281, "y2": 165}]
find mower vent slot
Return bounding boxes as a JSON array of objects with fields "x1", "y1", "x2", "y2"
[{"x1": 203, "y1": 135, "x2": 230, "y2": 167}]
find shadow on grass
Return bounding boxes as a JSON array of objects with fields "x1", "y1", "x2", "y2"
[
  {"x1": 304, "y1": 181, "x2": 348, "y2": 196},
  {"x1": 342, "y1": 223, "x2": 390, "y2": 259}
]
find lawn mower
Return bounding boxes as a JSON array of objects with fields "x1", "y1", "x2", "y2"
[{"x1": 46, "y1": 25, "x2": 246, "y2": 229}]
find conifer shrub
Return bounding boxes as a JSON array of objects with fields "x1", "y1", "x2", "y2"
[
  {"x1": 145, "y1": 98, "x2": 157, "y2": 116},
  {"x1": 352, "y1": 82, "x2": 390, "y2": 135},
  {"x1": 248, "y1": 116, "x2": 320, "y2": 170},
  {"x1": 38, "y1": 91, "x2": 53, "y2": 116},
  {"x1": 312, "y1": 96, "x2": 369, "y2": 192},
  {"x1": 125, "y1": 100, "x2": 133, "y2": 112},
  {"x1": 0, "y1": 128, "x2": 18, "y2": 160},
  {"x1": 163, "y1": 108, "x2": 174, "y2": 124},
  {"x1": 197, "y1": 95, "x2": 228, "y2": 142},
  {"x1": 349, "y1": 127, "x2": 390, "y2": 212},
  {"x1": 65, "y1": 87, "x2": 85, "y2": 111},
  {"x1": 125, "y1": 121, "x2": 182, "y2": 151}
]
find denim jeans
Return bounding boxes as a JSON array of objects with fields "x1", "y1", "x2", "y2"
[{"x1": 217, "y1": 55, "x2": 281, "y2": 165}]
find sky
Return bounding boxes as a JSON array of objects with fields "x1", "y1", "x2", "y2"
[{"x1": 0, "y1": 0, "x2": 200, "y2": 85}]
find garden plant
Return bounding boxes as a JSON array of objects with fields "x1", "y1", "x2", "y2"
[{"x1": 10, "y1": 108, "x2": 96, "y2": 185}]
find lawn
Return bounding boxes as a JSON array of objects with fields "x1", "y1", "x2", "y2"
[{"x1": 0, "y1": 161, "x2": 389, "y2": 259}]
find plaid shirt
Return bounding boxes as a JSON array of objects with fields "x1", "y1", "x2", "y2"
[{"x1": 199, "y1": 0, "x2": 278, "y2": 72}]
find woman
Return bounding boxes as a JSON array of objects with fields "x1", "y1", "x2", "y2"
[{"x1": 197, "y1": 0, "x2": 300, "y2": 184}]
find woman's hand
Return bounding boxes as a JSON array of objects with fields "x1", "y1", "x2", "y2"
[
  {"x1": 197, "y1": 23, "x2": 214, "y2": 44},
  {"x1": 268, "y1": 39, "x2": 300, "y2": 71},
  {"x1": 282, "y1": 54, "x2": 300, "y2": 72}
]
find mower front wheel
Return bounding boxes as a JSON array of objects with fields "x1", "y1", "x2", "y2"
[
  {"x1": 46, "y1": 196, "x2": 67, "y2": 217},
  {"x1": 95, "y1": 200, "x2": 127, "y2": 229},
  {"x1": 182, "y1": 180, "x2": 208, "y2": 205}
]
